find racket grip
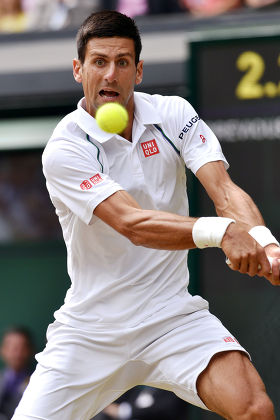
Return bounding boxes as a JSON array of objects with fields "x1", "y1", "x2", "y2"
[{"x1": 226, "y1": 256, "x2": 274, "y2": 273}]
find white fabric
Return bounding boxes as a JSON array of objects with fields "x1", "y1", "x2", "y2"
[
  {"x1": 42, "y1": 92, "x2": 228, "y2": 330},
  {"x1": 12, "y1": 309, "x2": 249, "y2": 420},
  {"x1": 249, "y1": 225, "x2": 280, "y2": 248},
  {"x1": 12, "y1": 92, "x2": 242, "y2": 420},
  {"x1": 192, "y1": 217, "x2": 236, "y2": 249}
]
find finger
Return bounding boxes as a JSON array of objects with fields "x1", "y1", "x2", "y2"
[
  {"x1": 225, "y1": 258, "x2": 240, "y2": 272},
  {"x1": 241, "y1": 255, "x2": 263, "y2": 277},
  {"x1": 264, "y1": 273, "x2": 280, "y2": 286},
  {"x1": 226, "y1": 256, "x2": 273, "y2": 276},
  {"x1": 257, "y1": 255, "x2": 273, "y2": 278},
  {"x1": 247, "y1": 258, "x2": 260, "y2": 277},
  {"x1": 239, "y1": 257, "x2": 250, "y2": 274},
  {"x1": 267, "y1": 258, "x2": 280, "y2": 286}
]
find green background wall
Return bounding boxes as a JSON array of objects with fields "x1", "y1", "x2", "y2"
[{"x1": 0, "y1": 241, "x2": 69, "y2": 363}]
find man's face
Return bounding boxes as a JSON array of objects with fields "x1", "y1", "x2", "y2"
[
  {"x1": 73, "y1": 37, "x2": 143, "y2": 117},
  {"x1": 0, "y1": 333, "x2": 32, "y2": 372}
]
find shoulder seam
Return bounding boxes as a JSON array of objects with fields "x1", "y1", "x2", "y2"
[{"x1": 153, "y1": 124, "x2": 180, "y2": 156}]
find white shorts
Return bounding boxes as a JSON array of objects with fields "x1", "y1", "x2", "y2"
[{"x1": 12, "y1": 307, "x2": 249, "y2": 420}]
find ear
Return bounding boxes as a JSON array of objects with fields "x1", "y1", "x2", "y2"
[
  {"x1": 73, "y1": 58, "x2": 83, "y2": 83},
  {"x1": 135, "y1": 60, "x2": 144, "y2": 86}
]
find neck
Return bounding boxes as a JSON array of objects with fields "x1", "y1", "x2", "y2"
[{"x1": 123, "y1": 94, "x2": 135, "y2": 141}]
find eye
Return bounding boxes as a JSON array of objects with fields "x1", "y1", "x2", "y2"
[
  {"x1": 118, "y1": 59, "x2": 128, "y2": 67},
  {"x1": 95, "y1": 58, "x2": 105, "y2": 66}
]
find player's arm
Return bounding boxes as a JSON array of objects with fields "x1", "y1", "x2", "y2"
[
  {"x1": 94, "y1": 189, "x2": 198, "y2": 250},
  {"x1": 196, "y1": 160, "x2": 264, "y2": 229},
  {"x1": 94, "y1": 186, "x2": 273, "y2": 280},
  {"x1": 94, "y1": 163, "x2": 279, "y2": 283},
  {"x1": 196, "y1": 160, "x2": 280, "y2": 283}
]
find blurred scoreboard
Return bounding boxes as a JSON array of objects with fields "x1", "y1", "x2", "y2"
[
  {"x1": 189, "y1": 34, "x2": 280, "y2": 142},
  {"x1": 188, "y1": 34, "x2": 280, "y2": 420}
]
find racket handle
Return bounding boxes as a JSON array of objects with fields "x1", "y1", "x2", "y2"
[{"x1": 226, "y1": 256, "x2": 274, "y2": 273}]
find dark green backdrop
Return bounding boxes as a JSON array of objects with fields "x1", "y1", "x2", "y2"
[{"x1": 0, "y1": 241, "x2": 69, "y2": 364}]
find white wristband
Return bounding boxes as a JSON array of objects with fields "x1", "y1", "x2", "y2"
[
  {"x1": 249, "y1": 226, "x2": 280, "y2": 248},
  {"x1": 192, "y1": 217, "x2": 236, "y2": 249},
  {"x1": 118, "y1": 402, "x2": 132, "y2": 420}
]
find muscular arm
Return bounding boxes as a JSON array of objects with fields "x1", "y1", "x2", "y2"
[
  {"x1": 94, "y1": 189, "x2": 197, "y2": 250},
  {"x1": 196, "y1": 161, "x2": 280, "y2": 283},
  {"x1": 94, "y1": 161, "x2": 279, "y2": 283},
  {"x1": 94, "y1": 161, "x2": 260, "y2": 250},
  {"x1": 195, "y1": 160, "x2": 264, "y2": 230}
]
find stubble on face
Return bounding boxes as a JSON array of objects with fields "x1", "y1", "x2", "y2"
[{"x1": 79, "y1": 37, "x2": 143, "y2": 118}]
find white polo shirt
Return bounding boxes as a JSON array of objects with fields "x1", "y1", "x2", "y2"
[{"x1": 42, "y1": 92, "x2": 228, "y2": 329}]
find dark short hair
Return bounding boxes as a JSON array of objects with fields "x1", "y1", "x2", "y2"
[{"x1": 76, "y1": 10, "x2": 142, "y2": 65}]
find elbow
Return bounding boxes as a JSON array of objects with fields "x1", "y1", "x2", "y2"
[
  {"x1": 121, "y1": 225, "x2": 144, "y2": 247},
  {"x1": 118, "y1": 212, "x2": 146, "y2": 246},
  {"x1": 214, "y1": 181, "x2": 238, "y2": 216},
  {"x1": 128, "y1": 232, "x2": 144, "y2": 246}
]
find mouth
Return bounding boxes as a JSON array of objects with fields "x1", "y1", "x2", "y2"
[{"x1": 99, "y1": 89, "x2": 120, "y2": 99}]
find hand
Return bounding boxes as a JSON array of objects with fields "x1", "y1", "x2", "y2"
[
  {"x1": 263, "y1": 244, "x2": 280, "y2": 285},
  {"x1": 102, "y1": 403, "x2": 119, "y2": 418},
  {"x1": 221, "y1": 223, "x2": 274, "y2": 281}
]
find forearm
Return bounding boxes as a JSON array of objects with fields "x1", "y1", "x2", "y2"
[
  {"x1": 94, "y1": 190, "x2": 197, "y2": 250},
  {"x1": 94, "y1": 189, "x2": 280, "y2": 283},
  {"x1": 214, "y1": 181, "x2": 265, "y2": 230},
  {"x1": 122, "y1": 208, "x2": 197, "y2": 250},
  {"x1": 196, "y1": 161, "x2": 265, "y2": 230}
]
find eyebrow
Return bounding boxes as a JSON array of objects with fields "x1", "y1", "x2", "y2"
[{"x1": 89, "y1": 51, "x2": 134, "y2": 59}]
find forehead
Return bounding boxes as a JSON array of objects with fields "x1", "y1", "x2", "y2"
[
  {"x1": 2, "y1": 333, "x2": 28, "y2": 347},
  {"x1": 85, "y1": 37, "x2": 135, "y2": 59}
]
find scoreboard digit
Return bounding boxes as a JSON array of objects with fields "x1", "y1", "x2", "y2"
[
  {"x1": 236, "y1": 50, "x2": 280, "y2": 100},
  {"x1": 189, "y1": 34, "x2": 280, "y2": 134}
]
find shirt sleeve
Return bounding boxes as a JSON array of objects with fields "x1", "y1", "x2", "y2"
[
  {"x1": 177, "y1": 99, "x2": 229, "y2": 174},
  {"x1": 42, "y1": 139, "x2": 123, "y2": 225}
]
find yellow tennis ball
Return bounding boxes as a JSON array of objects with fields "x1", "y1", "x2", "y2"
[{"x1": 95, "y1": 103, "x2": 128, "y2": 134}]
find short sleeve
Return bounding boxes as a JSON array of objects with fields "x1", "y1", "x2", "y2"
[
  {"x1": 178, "y1": 100, "x2": 229, "y2": 174},
  {"x1": 42, "y1": 139, "x2": 123, "y2": 225}
]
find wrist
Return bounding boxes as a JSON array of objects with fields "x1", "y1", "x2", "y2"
[
  {"x1": 249, "y1": 226, "x2": 280, "y2": 248},
  {"x1": 192, "y1": 217, "x2": 236, "y2": 249}
]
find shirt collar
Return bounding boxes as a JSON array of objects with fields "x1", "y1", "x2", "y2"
[
  {"x1": 75, "y1": 98, "x2": 114, "y2": 144},
  {"x1": 133, "y1": 92, "x2": 162, "y2": 126},
  {"x1": 75, "y1": 93, "x2": 162, "y2": 144}
]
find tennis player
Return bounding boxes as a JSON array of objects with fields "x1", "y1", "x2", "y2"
[{"x1": 13, "y1": 10, "x2": 279, "y2": 420}]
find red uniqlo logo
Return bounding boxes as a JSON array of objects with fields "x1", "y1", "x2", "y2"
[
  {"x1": 90, "y1": 174, "x2": 103, "y2": 185},
  {"x1": 80, "y1": 174, "x2": 103, "y2": 190},
  {"x1": 80, "y1": 180, "x2": 92, "y2": 190},
  {"x1": 223, "y1": 336, "x2": 239, "y2": 343},
  {"x1": 141, "y1": 139, "x2": 160, "y2": 158}
]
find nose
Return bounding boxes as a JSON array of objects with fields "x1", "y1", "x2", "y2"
[{"x1": 104, "y1": 62, "x2": 117, "y2": 83}]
